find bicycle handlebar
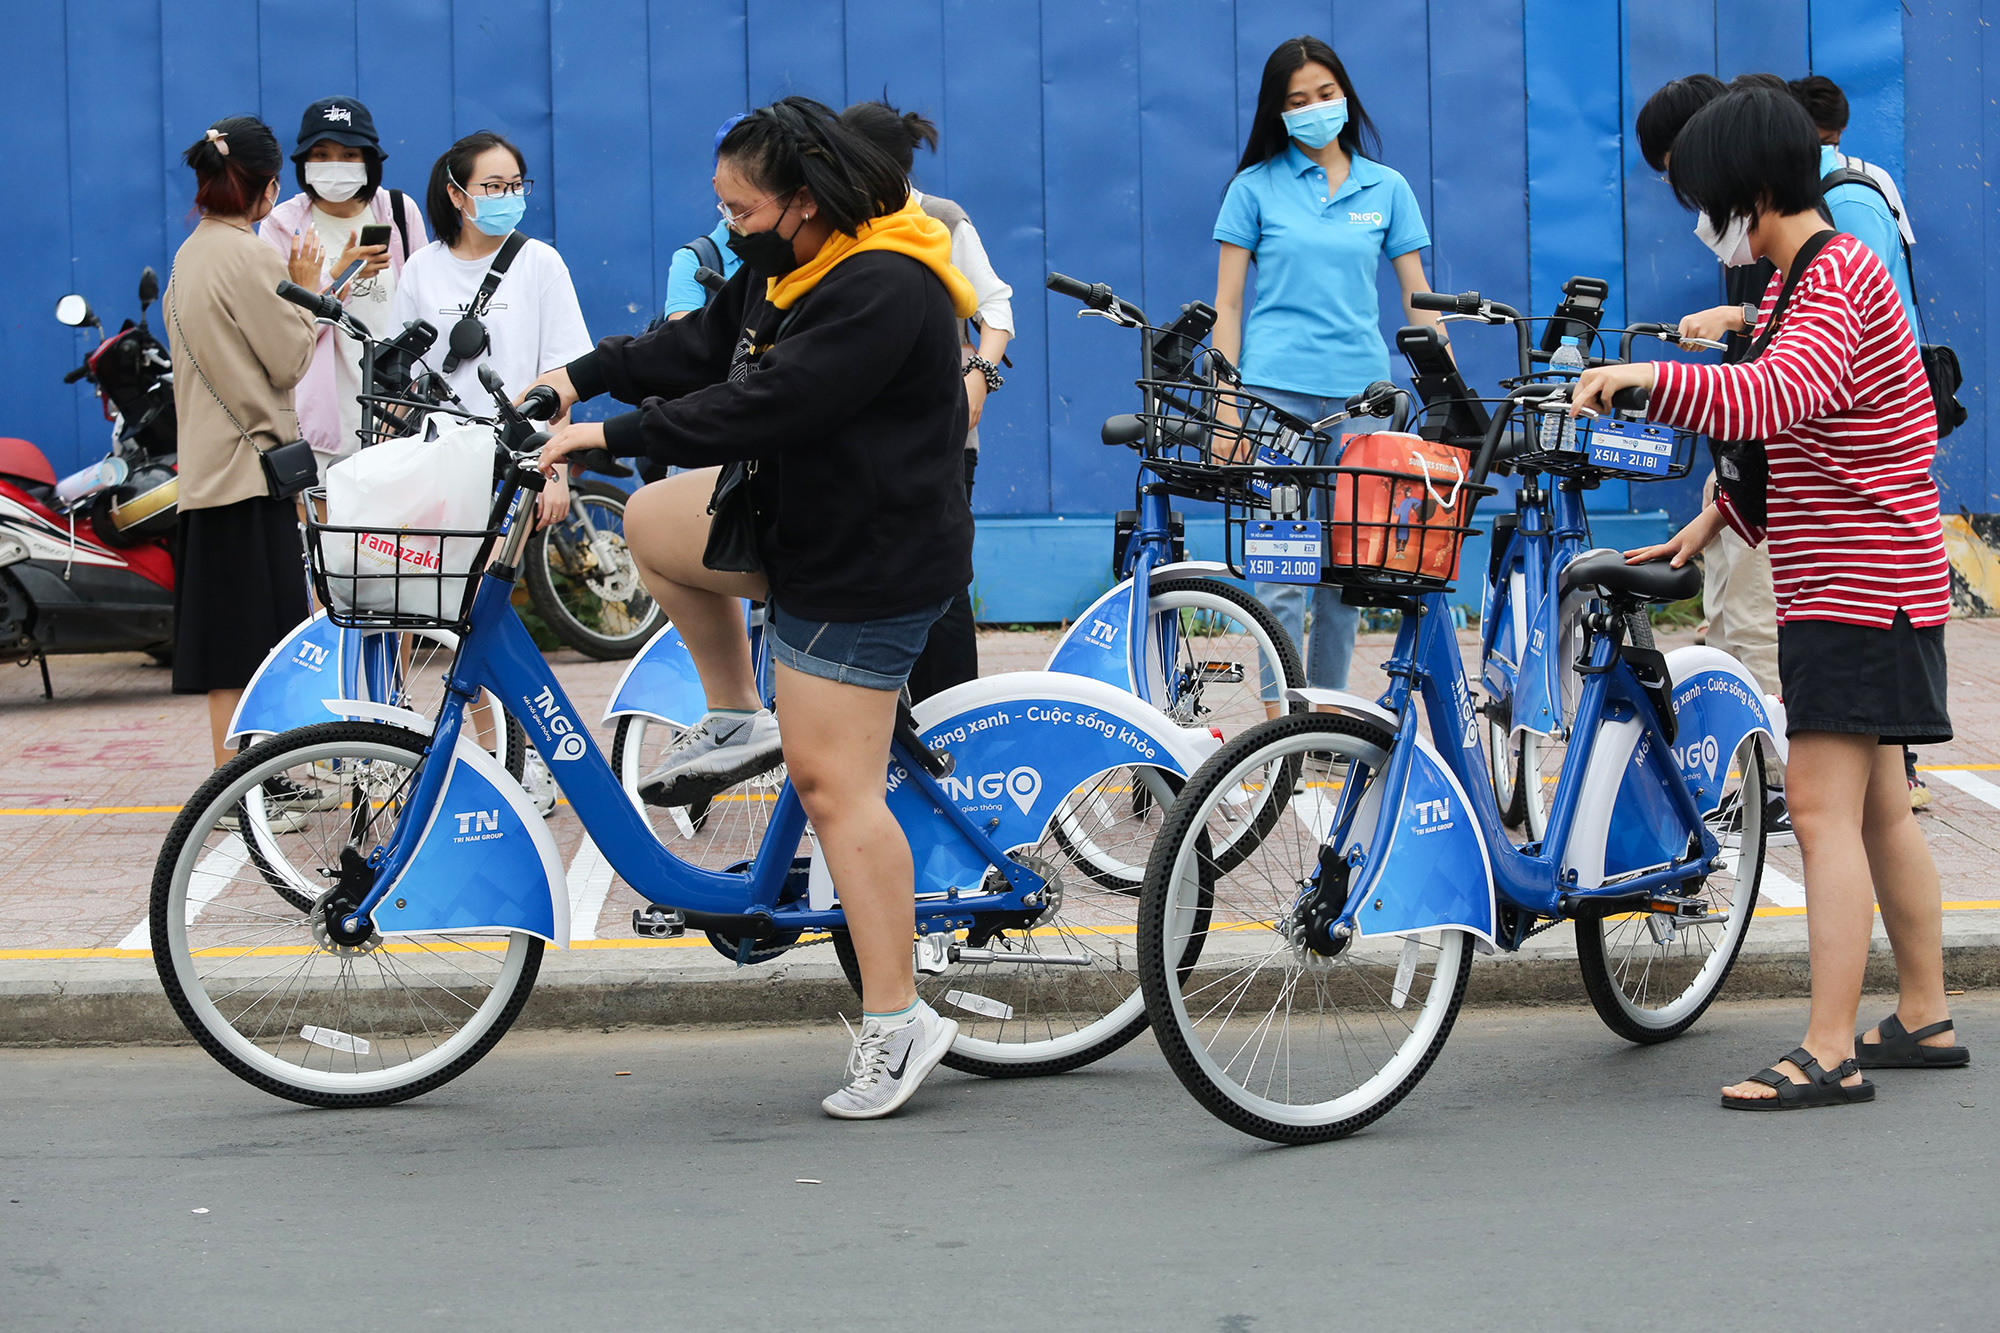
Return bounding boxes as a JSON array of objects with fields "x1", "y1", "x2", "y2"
[
  {"x1": 1411, "y1": 290, "x2": 1480, "y2": 315},
  {"x1": 1046, "y1": 271, "x2": 1145, "y2": 323},
  {"x1": 276, "y1": 280, "x2": 344, "y2": 322}
]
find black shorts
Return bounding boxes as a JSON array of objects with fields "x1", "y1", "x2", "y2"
[{"x1": 1777, "y1": 611, "x2": 1951, "y2": 745}]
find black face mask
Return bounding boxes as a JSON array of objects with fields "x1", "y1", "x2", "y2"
[{"x1": 725, "y1": 193, "x2": 803, "y2": 276}]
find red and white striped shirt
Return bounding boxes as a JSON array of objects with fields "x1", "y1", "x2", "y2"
[{"x1": 1651, "y1": 233, "x2": 1949, "y2": 629}]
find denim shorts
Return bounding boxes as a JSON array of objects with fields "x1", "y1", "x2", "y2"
[{"x1": 768, "y1": 599, "x2": 953, "y2": 692}]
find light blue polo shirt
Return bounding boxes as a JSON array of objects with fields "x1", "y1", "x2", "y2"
[
  {"x1": 663, "y1": 219, "x2": 743, "y2": 316},
  {"x1": 1214, "y1": 146, "x2": 1431, "y2": 397},
  {"x1": 1819, "y1": 145, "x2": 1918, "y2": 334}
]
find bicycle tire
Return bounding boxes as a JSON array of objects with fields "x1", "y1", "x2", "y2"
[
  {"x1": 152, "y1": 722, "x2": 544, "y2": 1108},
  {"x1": 524, "y1": 479, "x2": 661, "y2": 660}
]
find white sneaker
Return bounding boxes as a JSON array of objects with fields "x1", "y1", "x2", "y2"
[
  {"x1": 821, "y1": 1001, "x2": 959, "y2": 1120},
  {"x1": 639, "y1": 709, "x2": 782, "y2": 808},
  {"x1": 521, "y1": 748, "x2": 558, "y2": 817}
]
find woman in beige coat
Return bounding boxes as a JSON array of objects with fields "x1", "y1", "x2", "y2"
[{"x1": 163, "y1": 116, "x2": 319, "y2": 777}]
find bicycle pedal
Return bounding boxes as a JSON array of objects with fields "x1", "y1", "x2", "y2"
[
  {"x1": 915, "y1": 931, "x2": 953, "y2": 975},
  {"x1": 1195, "y1": 660, "x2": 1244, "y2": 683},
  {"x1": 632, "y1": 906, "x2": 687, "y2": 939}
]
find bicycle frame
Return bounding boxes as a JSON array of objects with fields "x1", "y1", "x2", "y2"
[{"x1": 1482, "y1": 472, "x2": 1593, "y2": 737}]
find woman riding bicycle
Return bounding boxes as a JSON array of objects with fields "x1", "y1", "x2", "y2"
[
  {"x1": 1212, "y1": 35, "x2": 1448, "y2": 703},
  {"x1": 530, "y1": 97, "x2": 979, "y2": 1120},
  {"x1": 1578, "y1": 87, "x2": 1962, "y2": 1111}
]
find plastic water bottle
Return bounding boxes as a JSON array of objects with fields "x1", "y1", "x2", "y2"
[
  {"x1": 1538, "y1": 336, "x2": 1587, "y2": 452},
  {"x1": 54, "y1": 456, "x2": 128, "y2": 506}
]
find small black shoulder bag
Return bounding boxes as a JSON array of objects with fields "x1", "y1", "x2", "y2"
[
  {"x1": 701, "y1": 301, "x2": 803, "y2": 574},
  {"x1": 1708, "y1": 228, "x2": 1836, "y2": 529}
]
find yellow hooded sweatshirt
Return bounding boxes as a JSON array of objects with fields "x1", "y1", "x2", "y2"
[{"x1": 766, "y1": 198, "x2": 978, "y2": 319}]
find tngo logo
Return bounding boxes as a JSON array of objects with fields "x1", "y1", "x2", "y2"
[
  {"x1": 942, "y1": 765, "x2": 1043, "y2": 815},
  {"x1": 1672, "y1": 733, "x2": 1721, "y2": 781},
  {"x1": 528, "y1": 685, "x2": 588, "y2": 761},
  {"x1": 1348, "y1": 210, "x2": 1384, "y2": 225}
]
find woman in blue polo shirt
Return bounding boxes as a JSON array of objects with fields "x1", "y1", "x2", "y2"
[{"x1": 1213, "y1": 35, "x2": 1448, "y2": 696}]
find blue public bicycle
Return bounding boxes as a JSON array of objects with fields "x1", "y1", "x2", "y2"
[
  {"x1": 149, "y1": 425, "x2": 1226, "y2": 1106},
  {"x1": 600, "y1": 273, "x2": 1309, "y2": 892},
  {"x1": 1132, "y1": 377, "x2": 1779, "y2": 1143}
]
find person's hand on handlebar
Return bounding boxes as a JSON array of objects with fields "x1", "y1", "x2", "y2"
[
  {"x1": 1677, "y1": 304, "x2": 1749, "y2": 350},
  {"x1": 520, "y1": 366, "x2": 579, "y2": 418},
  {"x1": 535, "y1": 420, "x2": 613, "y2": 530},
  {"x1": 1623, "y1": 502, "x2": 1727, "y2": 569},
  {"x1": 1569, "y1": 361, "x2": 1656, "y2": 418},
  {"x1": 537, "y1": 466, "x2": 570, "y2": 530}
]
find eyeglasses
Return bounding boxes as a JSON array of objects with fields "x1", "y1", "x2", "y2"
[
  {"x1": 717, "y1": 190, "x2": 788, "y2": 231},
  {"x1": 466, "y1": 179, "x2": 533, "y2": 198}
]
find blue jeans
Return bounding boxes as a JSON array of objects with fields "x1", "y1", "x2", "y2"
[{"x1": 1244, "y1": 384, "x2": 1360, "y2": 698}]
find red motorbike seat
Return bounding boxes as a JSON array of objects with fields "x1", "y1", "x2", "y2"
[{"x1": 0, "y1": 438, "x2": 57, "y2": 488}]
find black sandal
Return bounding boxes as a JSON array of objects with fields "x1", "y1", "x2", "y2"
[
  {"x1": 1856, "y1": 1013, "x2": 1970, "y2": 1069},
  {"x1": 1720, "y1": 1047, "x2": 1875, "y2": 1111}
]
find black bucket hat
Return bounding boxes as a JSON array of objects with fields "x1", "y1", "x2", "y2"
[{"x1": 292, "y1": 96, "x2": 384, "y2": 162}]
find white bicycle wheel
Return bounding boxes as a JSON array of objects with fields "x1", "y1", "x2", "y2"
[
  {"x1": 152, "y1": 723, "x2": 542, "y2": 1107},
  {"x1": 611, "y1": 714, "x2": 786, "y2": 872}
]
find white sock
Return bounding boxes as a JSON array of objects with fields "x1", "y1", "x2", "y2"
[{"x1": 864, "y1": 1001, "x2": 920, "y2": 1028}]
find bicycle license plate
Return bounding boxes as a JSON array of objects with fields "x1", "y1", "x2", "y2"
[
  {"x1": 1585, "y1": 418, "x2": 1676, "y2": 477},
  {"x1": 1244, "y1": 520, "x2": 1321, "y2": 584},
  {"x1": 1245, "y1": 444, "x2": 1301, "y2": 504}
]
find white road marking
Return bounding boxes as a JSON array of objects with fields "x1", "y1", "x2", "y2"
[
  {"x1": 565, "y1": 834, "x2": 617, "y2": 942},
  {"x1": 118, "y1": 834, "x2": 250, "y2": 951},
  {"x1": 1931, "y1": 769, "x2": 2000, "y2": 812},
  {"x1": 1719, "y1": 850, "x2": 1805, "y2": 908},
  {"x1": 1291, "y1": 788, "x2": 1339, "y2": 842}
]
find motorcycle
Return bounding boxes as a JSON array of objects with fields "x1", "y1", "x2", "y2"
[{"x1": 0, "y1": 267, "x2": 179, "y2": 696}]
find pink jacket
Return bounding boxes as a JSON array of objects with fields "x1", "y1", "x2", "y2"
[{"x1": 256, "y1": 189, "x2": 428, "y2": 451}]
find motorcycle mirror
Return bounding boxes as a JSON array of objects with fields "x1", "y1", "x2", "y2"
[
  {"x1": 54, "y1": 294, "x2": 97, "y2": 329},
  {"x1": 138, "y1": 267, "x2": 159, "y2": 311}
]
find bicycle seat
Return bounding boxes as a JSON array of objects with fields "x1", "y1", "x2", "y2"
[
  {"x1": 1559, "y1": 548, "x2": 1700, "y2": 604},
  {"x1": 1102, "y1": 414, "x2": 1145, "y2": 447}
]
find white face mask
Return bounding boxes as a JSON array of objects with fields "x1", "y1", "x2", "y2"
[
  {"x1": 303, "y1": 161, "x2": 368, "y2": 203},
  {"x1": 1694, "y1": 212, "x2": 1755, "y2": 268}
]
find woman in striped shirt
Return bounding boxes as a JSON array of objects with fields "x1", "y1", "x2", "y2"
[{"x1": 1575, "y1": 87, "x2": 1964, "y2": 1111}]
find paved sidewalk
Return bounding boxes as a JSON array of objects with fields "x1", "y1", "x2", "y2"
[{"x1": 4, "y1": 620, "x2": 1999, "y2": 1041}]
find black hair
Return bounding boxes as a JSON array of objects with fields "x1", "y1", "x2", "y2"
[
  {"x1": 1730, "y1": 71, "x2": 1794, "y2": 95},
  {"x1": 1635, "y1": 73, "x2": 1725, "y2": 172},
  {"x1": 426, "y1": 131, "x2": 527, "y2": 246},
  {"x1": 717, "y1": 96, "x2": 907, "y2": 236},
  {"x1": 1234, "y1": 36, "x2": 1381, "y2": 175},
  {"x1": 295, "y1": 143, "x2": 383, "y2": 205},
  {"x1": 1789, "y1": 74, "x2": 1849, "y2": 134},
  {"x1": 1667, "y1": 87, "x2": 1825, "y2": 233},
  {"x1": 838, "y1": 100, "x2": 938, "y2": 176},
  {"x1": 183, "y1": 116, "x2": 282, "y2": 217}
]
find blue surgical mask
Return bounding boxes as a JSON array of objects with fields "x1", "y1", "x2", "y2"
[
  {"x1": 1282, "y1": 98, "x2": 1349, "y2": 150},
  {"x1": 468, "y1": 192, "x2": 525, "y2": 237}
]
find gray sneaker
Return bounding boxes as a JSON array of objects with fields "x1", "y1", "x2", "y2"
[
  {"x1": 821, "y1": 1002, "x2": 959, "y2": 1120},
  {"x1": 639, "y1": 709, "x2": 782, "y2": 808}
]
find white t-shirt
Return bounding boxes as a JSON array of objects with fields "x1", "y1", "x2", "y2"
[
  {"x1": 309, "y1": 204, "x2": 398, "y2": 458},
  {"x1": 390, "y1": 235, "x2": 593, "y2": 414}
]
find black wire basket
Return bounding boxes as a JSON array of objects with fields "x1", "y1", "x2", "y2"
[
  {"x1": 1507, "y1": 403, "x2": 1698, "y2": 482},
  {"x1": 1128, "y1": 376, "x2": 1335, "y2": 504},
  {"x1": 303, "y1": 489, "x2": 501, "y2": 631}
]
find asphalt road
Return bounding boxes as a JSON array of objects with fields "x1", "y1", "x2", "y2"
[{"x1": 4, "y1": 996, "x2": 1995, "y2": 1332}]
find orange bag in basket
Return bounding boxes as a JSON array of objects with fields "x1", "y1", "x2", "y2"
[{"x1": 1327, "y1": 432, "x2": 1472, "y2": 581}]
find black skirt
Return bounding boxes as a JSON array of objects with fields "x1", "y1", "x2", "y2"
[
  {"x1": 1777, "y1": 612, "x2": 1952, "y2": 745},
  {"x1": 172, "y1": 495, "x2": 309, "y2": 694}
]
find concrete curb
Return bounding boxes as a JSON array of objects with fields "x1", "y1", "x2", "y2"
[{"x1": 6, "y1": 914, "x2": 1999, "y2": 1046}]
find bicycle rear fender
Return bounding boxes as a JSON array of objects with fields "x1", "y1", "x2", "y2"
[
  {"x1": 372, "y1": 734, "x2": 569, "y2": 946},
  {"x1": 601, "y1": 620, "x2": 707, "y2": 727},
  {"x1": 831, "y1": 672, "x2": 1210, "y2": 901},
  {"x1": 1563, "y1": 646, "x2": 1781, "y2": 887},
  {"x1": 1346, "y1": 728, "x2": 1498, "y2": 945},
  {"x1": 229, "y1": 612, "x2": 429, "y2": 744},
  {"x1": 1047, "y1": 579, "x2": 1145, "y2": 694}
]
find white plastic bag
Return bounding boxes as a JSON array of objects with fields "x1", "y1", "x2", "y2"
[{"x1": 322, "y1": 423, "x2": 495, "y2": 619}]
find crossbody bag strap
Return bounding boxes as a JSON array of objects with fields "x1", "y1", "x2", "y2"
[
  {"x1": 1743, "y1": 229, "x2": 1838, "y2": 363},
  {"x1": 466, "y1": 231, "x2": 529, "y2": 321},
  {"x1": 389, "y1": 188, "x2": 412, "y2": 261},
  {"x1": 165, "y1": 273, "x2": 257, "y2": 451}
]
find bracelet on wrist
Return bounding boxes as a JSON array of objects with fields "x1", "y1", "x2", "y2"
[{"x1": 965, "y1": 354, "x2": 1004, "y2": 392}]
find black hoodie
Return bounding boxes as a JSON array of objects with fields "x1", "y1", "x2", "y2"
[{"x1": 565, "y1": 252, "x2": 973, "y2": 623}]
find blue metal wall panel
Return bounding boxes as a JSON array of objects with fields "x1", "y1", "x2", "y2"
[
  {"x1": 746, "y1": 0, "x2": 844, "y2": 105},
  {"x1": 943, "y1": 0, "x2": 1045, "y2": 513},
  {"x1": 1810, "y1": 0, "x2": 1905, "y2": 183},
  {"x1": 1042, "y1": 0, "x2": 1143, "y2": 515},
  {"x1": 2, "y1": 4, "x2": 75, "y2": 467},
  {"x1": 1525, "y1": 1, "x2": 1626, "y2": 332},
  {"x1": 159, "y1": 0, "x2": 261, "y2": 296},
  {"x1": 1339, "y1": 1, "x2": 1434, "y2": 367},
  {"x1": 846, "y1": 0, "x2": 946, "y2": 194},
  {"x1": 1717, "y1": 0, "x2": 1810, "y2": 79},
  {"x1": 453, "y1": 1, "x2": 556, "y2": 243},
  {"x1": 647, "y1": 0, "x2": 747, "y2": 310},
  {"x1": 550, "y1": 0, "x2": 653, "y2": 350},
  {"x1": 1234, "y1": 3, "x2": 1334, "y2": 149},
  {"x1": 260, "y1": 0, "x2": 359, "y2": 125},
  {"x1": 356, "y1": 0, "x2": 455, "y2": 183},
  {"x1": 1986, "y1": 0, "x2": 2000, "y2": 508},
  {"x1": 1137, "y1": 1, "x2": 1237, "y2": 337}
]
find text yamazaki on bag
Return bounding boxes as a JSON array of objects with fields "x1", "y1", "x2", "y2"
[
  {"x1": 1327, "y1": 432, "x2": 1473, "y2": 581},
  {"x1": 322, "y1": 424, "x2": 496, "y2": 618}
]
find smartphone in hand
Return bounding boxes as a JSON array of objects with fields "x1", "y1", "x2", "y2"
[{"x1": 359, "y1": 223, "x2": 392, "y2": 249}]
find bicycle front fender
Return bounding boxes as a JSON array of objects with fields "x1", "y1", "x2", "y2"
[
  {"x1": 833, "y1": 672, "x2": 1210, "y2": 902},
  {"x1": 372, "y1": 735, "x2": 569, "y2": 946},
  {"x1": 1563, "y1": 646, "x2": 1781, "y2": 888},
  {"x1": 1346, "y1": 728, "x2": 1497, "y2": 945}
]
